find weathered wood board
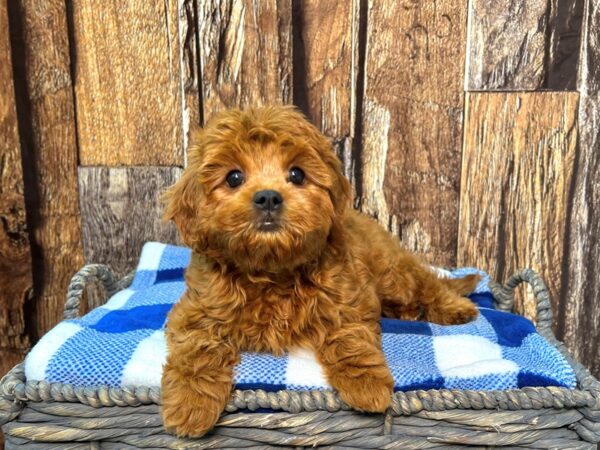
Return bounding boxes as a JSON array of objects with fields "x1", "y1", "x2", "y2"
[
  {"x1": 563, "y1": 0, "x2": 600, "y2": 376},
  {"x1": 293, "y1": 0, "x2": 357, "y2": 139},
  {"x1": 360, "y1": 0, "x2": 467, "y2": 267},
  {"x1": 292, "y1": 0, "x2": 358, "y2": 182},
  {"x1": 458, "y1": 92, "x2": 578, "y2": 322},
  {"x1": 179, "y1": 0, "x2": 202, "y2": 145},
  {"x1": 546, "y1": 0, "x2": 584, "y2": 90},
  {"x1": 0, "y1": 0, "x2": 32, "y2": 375},
  {"x1": 466, "y1": 0, "x2": 550, "y2": 90},
  {"x1": 71, "y1": 1, "x2": 190, "y2": 166},
  {"x1": 466, "y1": 0, "x2": 583, "y2": 90},
  {"x1": 8, "y1": 0, "x2": 84, "y2": 341},
  {"x1": 198, "y1": 0, "x2": 293, "y2": 121},
  {"x1": 78, "y1": 167, "x2": 182, "y2": 278}
]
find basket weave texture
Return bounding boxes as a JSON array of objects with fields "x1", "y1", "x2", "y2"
[{"x1": 1, "y1": 265, "x2": 599, "y2": 449}]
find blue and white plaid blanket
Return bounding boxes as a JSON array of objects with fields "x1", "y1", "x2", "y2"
[{"x1": 25, "y1": 242, "x2": 576, "y2": 391}]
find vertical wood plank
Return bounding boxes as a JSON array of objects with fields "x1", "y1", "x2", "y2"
[
  {"x1": 466, "y1": 0, "x2": 583, "y2": 90},
  {"x1": 292, "y1": 0, "x2": 357, "y2": 139},
  {"x1": 8, "y1": 0, "x2": 84, "y2": 341},
  {"x1": 79, "y1": 167, "x2": 182, "y2": 278},
  {"x1": 360, "y1": 0, "x2": 467, "y2": 266},
  {"x1": 292, "y1": 0, "x2": 358, "y2": 181},
  {"x1": 0, "y1": 0, "x2": 32, "y2": 376},
  {"x1": 198, "y1": 0, "x2": 293, "y2": 121},
  {"x1": 563, "y1": 0, "x2": 600, "y2": 377},
  {"x1": 179, "y1": 0, "x2": 202, "y2": 148},
  {"x1": 458, "y1": 92, "x2": 578, "y2": 322},
  {"x1": 466, "y1": 0, "x2": 551, "y2": 90},
  {"x1": 71, "y1": 1, "x2": 192, "y2": 165},
  {"x1": 546, "y1": 0, "x2": 584, "y2": 90}
]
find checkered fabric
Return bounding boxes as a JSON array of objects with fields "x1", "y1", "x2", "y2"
[{"x1": 24, "y1": 242, "x2": 576, "y2": 391}]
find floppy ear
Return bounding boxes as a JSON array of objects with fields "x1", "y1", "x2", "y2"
[
  {"x1": 162, "y1": 129, "x2": 206, "y2": 250},
  {"x1": 300, "y1": 119, "x2": 352, "y2": 218},
  {"x1": 321, "y1": 144, "x2": 352, "y2": 218}
]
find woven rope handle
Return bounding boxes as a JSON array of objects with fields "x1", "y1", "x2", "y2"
[
  {"x1": 63, "y1": 264, "x2": 125, "y2": 319},
  {"x1": 489, "y1": 268, "x2": 553, "y2": 332}
]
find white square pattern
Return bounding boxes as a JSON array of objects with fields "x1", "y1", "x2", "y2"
[
  {"x1": 433, "y1": 335, "x2": 518, "y2": 378},
  {"x1": 285, "y1": 348, "x2": 330, "y2": 389},
  {"x1": 121, "y1": 330, "x2": 167, "y2": 387},
  {"x1": 136, "y1": 243, "x2": 167, "y2": 271}
]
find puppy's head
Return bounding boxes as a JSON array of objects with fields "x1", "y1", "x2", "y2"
[{"x1": 163, "y1": 106, "x2": 351, "y2": 272}]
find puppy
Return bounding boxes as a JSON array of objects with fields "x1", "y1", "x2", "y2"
[{"x1": 161, "y1": 106, "x2": 479, "y2": 437}]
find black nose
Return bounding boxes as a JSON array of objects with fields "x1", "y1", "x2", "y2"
[{"x1": 253, "y1": 190, "x2": 283, "y2": 212}]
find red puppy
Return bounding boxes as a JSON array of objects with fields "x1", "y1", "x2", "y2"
[{"x1": 161, "y1": 106, "x2": 479, "y2": 437}]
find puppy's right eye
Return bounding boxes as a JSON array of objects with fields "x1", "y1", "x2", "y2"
[{"x1": 225, "y1": 170, "x2": 245, "y2": 188}]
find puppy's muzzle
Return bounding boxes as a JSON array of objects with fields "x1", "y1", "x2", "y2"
[{"x1": 253, "y1": 190, "x2": 283, "y2": 213}]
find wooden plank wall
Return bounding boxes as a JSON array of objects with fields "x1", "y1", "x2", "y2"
[
  {"x1": 1, "y1": 0, "x2": 599, "y2": 388},
  {"x1": 0, "y1": 0, "x2": 31, "y2": 377},
  {"x1": 7, "y1": 0, "x2": 84, "y2": 347},
  {"x1": 459, "y1": 93, "x2": 578, "y2": 322}
]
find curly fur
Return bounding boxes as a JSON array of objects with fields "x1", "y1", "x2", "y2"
[{"x1": 161, "y1": 106, "x2": 479, "y2": 437}]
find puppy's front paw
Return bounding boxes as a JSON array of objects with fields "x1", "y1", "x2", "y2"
[
  {"x1": 333, "y1": 371, "x2": 394, "y2": 413},
  {"x1": 161, "y1": 365, "x2": 231, "y2": 438},
  {"x1": 162, "y1": 388, "x2": 223, "y2": 438}
]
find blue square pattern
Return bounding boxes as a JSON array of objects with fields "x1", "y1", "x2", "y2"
[
  {"x1": 76, "y1": 307, "x2": 114, "y2": 327},
  {"x1": 125, "y1": 282, "x2": 186, "y2": 309},
  {"x1": 158, "y1": 245, "x2": 191, "y2": 271},
  {"x1": 75, "y1": 283, "x2": 185, "y2": 329},
  {"x1": 430, "y1": 310, "x2": 498, "y2": 342},
  {"x1": 130, "y1": 245, "x2": 191, "y2": 289},
  {"x1": 468, "y1": 292, "x2": 495, "y2": 309},
  {"x1": 503, "y1": 333, "x2": 577, "y2": 389},
  {"x1": 130, "y1": 270, "x2": 158, "y2": 289},
  {"x1": 90, "y1": 304, "x2": 173, "y2": 333},
  {"x1": 235, "y1": 353, "x2": 287, "y2": 391},
  {"x1": 443, "y1": 372, "x2": 519, "y2": 390},
  {"x1": 382, "y1": 333, "x2": 442, "y2": 391},
  {"x1": 45, "y1": 328, "x2": 154, "y2": 387},
  {"x1": 480, "y1": 308, "x2": 535, "y2": 347},
  {"x1": 381, "y1": 317, "x2": 432, "y2": 335}
]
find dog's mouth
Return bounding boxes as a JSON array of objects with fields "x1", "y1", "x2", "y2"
[{"x1": 256, "y1": 213, "x2": 281, "y2": 232}]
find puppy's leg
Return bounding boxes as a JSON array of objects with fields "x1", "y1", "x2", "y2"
[
  {"x1": 161, "y1": 301, "x2": 238, "y2": 437},
  {"x1": 317, "y1": 323, "x2": 393, "y2": 412},
  {"x1": 378, "y1": 255, "x2": 479, "y2": 325},
  {"x1": 162, "y1": 335, "x2": 237, "y2": 437},
  {"x1": 418, "y1": 278, "x2": 480, "y2": 325},
  {"x1": 439, "y1": 274, "x2": 481, "y2": 296}
]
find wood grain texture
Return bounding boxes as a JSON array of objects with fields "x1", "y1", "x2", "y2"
[
  {"x1": 0, "y1": 0, "x2": 32, "y2": 376},
  {"x1": 198, "y1": 0, "x2": 292, "y2": 121},
  {"x1": 360, "y1": 0, "x2": 467, "y2": 267},
  {"x1": 79, "y1": 167, "x2": 182, "y2": 278},
  {"x1": 546, "y1": 0, "x2": 584, "y2": 90},
  {"x1": 8, "y1": 0, "x2": 84, "y2": 342},
  {"x1": 293, "y1": 0, "x2": 357, "y2": 139},
  {"x1": 562, "y1": 0, "x2": 600, "y2": 377},
  {"x1": 71, "y1": 1, "x2": 190, "y2": 166},
  {"x1": 458, "y1": 92, "x2": 578, "y2": 323},
  {"x1": 466, "y1": 0, "x2": 550, "y2": 90},
  {"x1": 292, "y1": 0, "x2": 359, "y2": 183},
  {"x1": 178, "y1": 0, "x2": 202, "y2": 149}
]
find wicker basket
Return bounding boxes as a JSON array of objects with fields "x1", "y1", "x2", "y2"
[{"x1": 1, "y1": 265, "x2": 599, "y2": 449}]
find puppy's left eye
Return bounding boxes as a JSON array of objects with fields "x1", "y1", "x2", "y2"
[
  {"x1": 226, "y1": 170, "x2": 245, "y2": 188},
  {"x1": 288, "y1": 167, "x2": 305, "y2": 185}
]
